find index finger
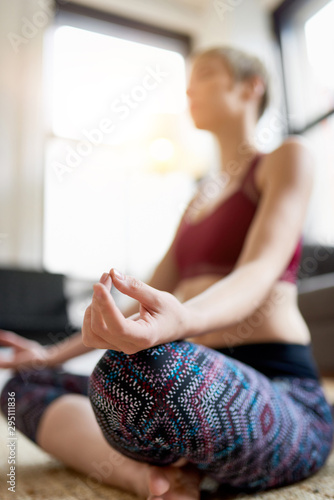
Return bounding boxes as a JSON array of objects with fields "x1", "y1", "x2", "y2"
[{"x1": 0, "y1": 331, "x2": 32, "y2": 349}]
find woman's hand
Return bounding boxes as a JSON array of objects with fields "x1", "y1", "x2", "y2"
[
  {"x1": 82, "y1": 269, "x2": 195, "y2": 354},
  {"x1": 0, "y1": 330, "x2": 59, "y2": 371}
]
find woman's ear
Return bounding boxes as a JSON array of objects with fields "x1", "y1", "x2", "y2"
[
  {"x1": 242, "y1": 75, "x2": 265, "y2": 102},
  {"x1": 252, "y1": 75, "x2": 266, "y2": 99}
]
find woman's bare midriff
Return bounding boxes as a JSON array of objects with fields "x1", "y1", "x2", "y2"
[{"x1": 173, "y1": 274, "x2": 311, "y2": 349}]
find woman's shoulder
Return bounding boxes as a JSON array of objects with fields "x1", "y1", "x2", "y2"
[
  {"x1": 257, "y1": 135, "x2": 315, "y2": 191},
  {"x1": 271, "y1": 135, "x2": 314, "y2": 157}
]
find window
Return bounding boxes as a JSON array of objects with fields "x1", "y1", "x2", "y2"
[
  {"x1": 43, "y1": 4, "x2": 211, "y2": 281},
  {"x1": 274, "y1": 0, "x2": 334, "y2": 245}
]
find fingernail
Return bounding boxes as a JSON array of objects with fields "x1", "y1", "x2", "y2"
[
  {"x1": 100, "y1": 272, "x2": 109, "y2": 284},
  {"x1": 113, "y1": 268, "x2": 125, "y2": 280}
]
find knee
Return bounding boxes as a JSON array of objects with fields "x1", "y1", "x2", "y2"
[
  {"x1": 89, "y1": 343, "x2": 165, "y2": 402},
  {"x1": 88, "y1": 340, "x2": 194, "y2": 404},
  {"x1": 87, "y1": 341, "x2": 196, "y2": 464}
]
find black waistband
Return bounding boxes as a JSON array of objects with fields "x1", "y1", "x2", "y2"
[{"x1": 214, "y1": 342, "x2": 320, "y2": 380}]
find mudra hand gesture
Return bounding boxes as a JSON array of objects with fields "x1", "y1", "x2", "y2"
[{"x1": 82, "y1": 268, "x2": 193, "y2": 354}]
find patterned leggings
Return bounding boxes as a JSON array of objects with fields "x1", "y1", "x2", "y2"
[{"x1": 0, "y1": 340, "x2": 333, "y2": 494}]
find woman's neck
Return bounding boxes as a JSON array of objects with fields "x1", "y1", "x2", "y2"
[{"x1": 214, "y1": 117, "x2": 259, "y2": 184}]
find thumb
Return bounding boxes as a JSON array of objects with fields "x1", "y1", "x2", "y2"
[{"x1": 110, "y1": 268, "x2": 161, "y2": 310}]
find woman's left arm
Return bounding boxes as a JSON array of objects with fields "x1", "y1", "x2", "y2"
[
  {"x1": 82, "y1": 137, "x2": 315, "y2": 353},
  {"x1": 182, "y1": 137, "x2": 315, "y2": 335}
]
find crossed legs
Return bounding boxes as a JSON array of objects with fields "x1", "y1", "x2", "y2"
[
  {"x1": 1, "y1": 339, "x2": 332, "y2": 498},
  {"x1": 0, "y1": 367, "x2": 203, "y2": 500},
  {"x1": 35, "y1": 393, "x2": 202, "y2": 499},
  {"x1": 88, "y1": 340, "x2": 334, "y2": 492}
]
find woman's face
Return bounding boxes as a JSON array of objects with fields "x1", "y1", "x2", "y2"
[{"x1": 186, "y1": 55, "x2": 245, "y2": 132}]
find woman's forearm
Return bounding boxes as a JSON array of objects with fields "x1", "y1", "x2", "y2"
[
  {"x1": 45, "y1": 330, "x2": 95, "y2": 364},
  {"x1": 46, "y1": 300, "x2": 140, "y2": 364},
  {"x1": 182, "y1": 262, "x2": 274, "y2": 338}
]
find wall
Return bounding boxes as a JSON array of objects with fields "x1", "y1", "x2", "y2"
[
  {"x1": 0, "y1": 0, "x2": 47, "y2": 268},
  {"x1": 69, "y1": 0, "x2": 201, "y2": 35}
]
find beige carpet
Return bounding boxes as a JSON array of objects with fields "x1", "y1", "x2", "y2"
[{"x1": 0, "y1": 379, "x2": 333, "y2": 500}]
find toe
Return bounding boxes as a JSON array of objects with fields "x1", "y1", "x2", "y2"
[{"x1": 148, "y1": 466, "x2": 171, "y2": 497}]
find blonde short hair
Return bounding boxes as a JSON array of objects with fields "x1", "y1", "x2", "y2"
[{"x1": 191, "y1": 46, "x2": 271, "y2": 121}]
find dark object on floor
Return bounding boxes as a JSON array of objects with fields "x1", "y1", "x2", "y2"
[
  {"x1": 297, "y1": 244, "x2": 334, "y2": 376},
  {"x1": 0, "y1": 267, "x2": 75, "y2": 345}
]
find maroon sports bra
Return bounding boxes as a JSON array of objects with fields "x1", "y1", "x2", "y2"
[{"x1": 171, "y1": 153, "x2": 302, "y2": 283}]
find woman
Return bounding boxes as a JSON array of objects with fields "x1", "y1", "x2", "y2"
[{"x1": 1, "y1": 46, "x2": 333, "y2": 500}]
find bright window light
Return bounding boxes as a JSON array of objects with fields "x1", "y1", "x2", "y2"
[
  {"x1": 305, "y1": 0, "x2": 334, "y2": 89},
  {"x1": 50, "y1": 26, "x2": 187, "y2": 144},
  {"x1": 149, "y1": 138, "x2": 175, "y2": 161},
  {"x1": 43, "y1": 24, "x2": 196, "y2": 281}
]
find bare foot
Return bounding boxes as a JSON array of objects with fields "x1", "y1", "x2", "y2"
[{"x1": 145, "y1": 461, "x2": 204, "y2": 500}]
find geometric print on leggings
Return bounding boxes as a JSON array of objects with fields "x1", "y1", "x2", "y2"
[{"x1": 88, "y1": 340, "x2": 334, "y2": 493}]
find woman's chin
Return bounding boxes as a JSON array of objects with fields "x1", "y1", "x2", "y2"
[
  {"x1": 191, "y1": 118, "x2": 211, "y2": 131},
  {"x1": 190, "y1": 112, "x2": 216, "y2": 131}
]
